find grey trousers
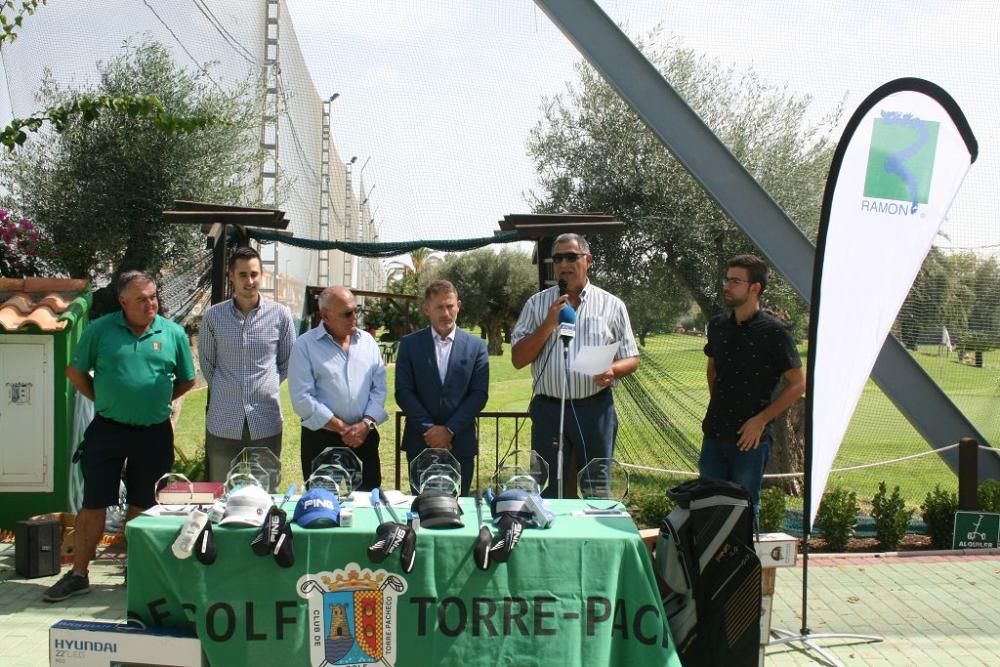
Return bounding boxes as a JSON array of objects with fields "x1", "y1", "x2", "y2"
[{"x1": 205, "y1": 420, "x2": 282, "y2": 483}]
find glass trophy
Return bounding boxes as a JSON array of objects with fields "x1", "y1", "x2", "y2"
[
  {"x1": 223, "y1": 471, "x2": 264, "y2": 499},
  {"x1": 311, "y1": 447, "x2": 363, "y2": 495},
  {"x1": 154, "y1": 472, "x2": 192, "y2": 506},
  {"x1": 492, "y1": 450, "x2": 549, "y2": 495},
  {"x1": 307, "y1": 463, "x2": 353, "y2": 500},
  {"x1": 577, "y1": 458, "x2": 630, "y2": 513},
  {"x1": 409, "y1": 449, "x2": 462, "y2": 497},
  {"x1": 225, "y1": 460, "x2": 269, "y2": 497},
  {"x1": 230, "y1": 447, "x2": 281, "y2": 493}
]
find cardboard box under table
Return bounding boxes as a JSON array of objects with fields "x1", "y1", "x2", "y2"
[
  {"x1": 49, "y1": 619, "x2": 201, "y2": 666},
  {"x1": 126, "y1": 498, "x2": 681, "y2": 667},
  {"x1": 755, "y1": 532, "x2": 798, "y2": 654}
]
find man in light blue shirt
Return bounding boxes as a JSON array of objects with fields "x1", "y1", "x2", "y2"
[{"x1": 288, "y1": 286, "x2": 387, "y2": 489}]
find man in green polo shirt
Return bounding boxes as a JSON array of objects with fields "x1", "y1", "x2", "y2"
[{"x1": 44, "y1": 271, "x2": 195, "y2": 602}]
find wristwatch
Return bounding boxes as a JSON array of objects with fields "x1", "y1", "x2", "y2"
[{"x1": 362, "y1": 416, "x2": 377, "y2": 432}]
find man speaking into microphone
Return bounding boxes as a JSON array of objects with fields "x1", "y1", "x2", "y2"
[{"x1": 511, "y1": 233, "x2": 639, "y2": 498}]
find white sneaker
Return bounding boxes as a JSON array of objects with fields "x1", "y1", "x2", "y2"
[{"x1": 172, "y1": 510, "x2": 208, "y2": 559}]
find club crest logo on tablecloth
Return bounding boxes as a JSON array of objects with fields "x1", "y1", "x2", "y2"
[{"x1": 297, "y1": 564, "x2": 407, "y2": 667}]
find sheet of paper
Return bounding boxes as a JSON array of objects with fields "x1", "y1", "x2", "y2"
[
  {"x1": 571, "y1": 342, "x2": 619, "y2": 376},
  {"x1": 350, "y1": 489, "x2": 414, "y2": 507},
  {"x1": 142, "y1": 505, "x2": 196, "y2": 516}
]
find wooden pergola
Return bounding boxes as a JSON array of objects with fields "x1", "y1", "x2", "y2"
[
  {"x1": 162, "y1": 200, "x2": 290, "y2": 304},
  {"x1": 163, "y1": 203, "x2": 625, "y2": 304},
  {"x1": 496, "y1": 213, "x2": 625, "y2": 290}
]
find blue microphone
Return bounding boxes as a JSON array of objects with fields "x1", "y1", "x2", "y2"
[{"x1": 558, "y1": 303, "x2": 576, "y2": 347}]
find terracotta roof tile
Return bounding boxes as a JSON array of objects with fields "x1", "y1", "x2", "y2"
[{"x1": 0, "y1": 278, "x2": 89, "y2": 333}]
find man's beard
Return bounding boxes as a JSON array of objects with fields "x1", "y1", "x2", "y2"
[{"x1": 723, "y1": 293, "x2": 747, "y2": 308}]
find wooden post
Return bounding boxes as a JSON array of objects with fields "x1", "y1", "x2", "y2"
[
  {"x1": 958, "y1": 437, "x2": 979, "y2": 511},
  {"x1": 162, "y1": 201, "x2": 290, "y2": 306},
  {"x1": 208, "y1": 223, "x2": 227, "y2": 305}
]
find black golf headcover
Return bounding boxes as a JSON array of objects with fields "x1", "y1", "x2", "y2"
[
  {"x1": 272, "y1": 521, "x2": 295, "y2": 568},
  {"x1": 194, "y1": 522, "x2": 217, "y2": 565},
  {"x1": 489, "y1": 515, "x2": 523, "y2": 563},
  {"x1": 366, "y1": 521, "x2": 416, "y2": 573},
  {"x1": 474, "y1": 490, "x2": 491, "y2": 571},
  {"x1": 398, "y1": 524, "x2": 417, "y2": 574},
  {"x1": 475, "y1": 524, "x2": 492, "y2": 571},
  {"x1": 251, "y1": 505, "x2": 286, "y2": 556},
  {"x1": 367, "y1": 522, "x2": 408, "y2": 563}
]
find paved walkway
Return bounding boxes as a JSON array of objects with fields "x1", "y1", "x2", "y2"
[
  {"x1": 0, "y1": 546, "x2": 127, "y2": 667},
  {"x1": 2, "y1": 543, "x2": 999, "y2": 665},
  {"x1": 768, "y1": 550, "x2": 1000, "y2": 665}
]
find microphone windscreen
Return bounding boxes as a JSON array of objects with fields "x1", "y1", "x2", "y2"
[
  {"x1": 558, "y1": 305, "x2": 576, "y2": 324},
  {"x1": 558, "y1": 279, "x2": 567, "y2": 295}
]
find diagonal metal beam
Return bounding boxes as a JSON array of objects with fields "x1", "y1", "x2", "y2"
[{"x1": 534, "y1": 0, "x2": 999, "y2": 478}]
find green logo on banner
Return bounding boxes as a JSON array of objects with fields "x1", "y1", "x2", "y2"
[{"x1": 863, "y1": 112, "x2": 940, "y2": 213}]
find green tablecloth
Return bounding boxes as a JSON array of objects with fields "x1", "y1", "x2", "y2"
[{"x1": 126, "y1": 498, "x2": 680, "y2": 667}]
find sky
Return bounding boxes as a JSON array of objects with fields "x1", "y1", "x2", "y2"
[
  {"x1": 1, "y1": 1, "x2": 997, "y2": 257},
  {"x1": 282, "y1": 0, "x2": 999, "y2": 254}
]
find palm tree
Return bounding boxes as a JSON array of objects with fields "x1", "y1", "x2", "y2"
[{"x1": 385, "y1": 248, "x2": 441, "y2": 284}]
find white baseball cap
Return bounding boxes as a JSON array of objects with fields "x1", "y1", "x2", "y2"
[{"x1": 219, "y1": 486, "x2": 273, "y2": 527}]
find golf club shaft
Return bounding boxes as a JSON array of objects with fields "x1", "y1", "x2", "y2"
[
  {"x1": 279, "y1": 483, "x2": 297, "y2": 509},
  {"x1": 379, "y1": 488, "x2": 402, "y2": 523}
]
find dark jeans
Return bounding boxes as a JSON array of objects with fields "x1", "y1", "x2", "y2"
[
  {"x1": 80, "y1": 414, "x2": 173, "y2": 509},
  {"x1": 300, "y1": 426, "x2": 382, "y2": 492},
  {"x1": 530, "y1": 389, "x2": 617, "y2": 499},
  {"x1": 698, "y1": 434, "x2": 772, "y2": 514}
]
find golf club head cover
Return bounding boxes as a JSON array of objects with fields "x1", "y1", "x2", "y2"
[
  {"x1": 474, "y1": 525, "x2": 492, "y2": 571},
  {"x1": 194, "y1": 522, "x2": 217, "y2": 565},
  {"x1": 473, "y1": 490, "x2": 491, "y2": 571},
  {"x1": 272, "y1": 521, "x2": 295, "y2": 568},
  {"x1": 367, "y1": 522, "x2": 408, "y2": 564},
  {"x1": 398, "y1": 523, "x2": 417, "y2": 574},
  {"x1": 171, "y1": 509, "x2": 208, "y2": 560},
  {"x1": 489, "y1": 514, "x2": 523, "y2": 563},
  {"x1": 251, "y1": 505, "x2": 286, "y2": 556}
]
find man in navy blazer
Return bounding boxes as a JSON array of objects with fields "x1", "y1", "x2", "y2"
[{"x1": 395, "y1": 280, "x2": 489, "y2": 495}]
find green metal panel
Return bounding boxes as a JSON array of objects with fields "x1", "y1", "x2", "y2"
[{"x1": 0, "y1": 290, "x2": 91, "y2": 530}]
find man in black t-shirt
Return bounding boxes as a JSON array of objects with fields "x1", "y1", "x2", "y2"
[{"x1": 701, "y1": 255, "x2": 805, "y2": 516}]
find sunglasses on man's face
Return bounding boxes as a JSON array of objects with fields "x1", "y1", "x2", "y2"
[{"x1": 552, "y1": 252, "x2": 587, "y2": 264}]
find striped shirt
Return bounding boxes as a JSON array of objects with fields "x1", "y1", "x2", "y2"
[
  {"x1": 511, "y1": 281, "x2": 639, "y2": 399},
  {"x1": 198, "y1": 298, "x2": 296, "y2": 439},
  {"x1": 288, "y1": 325, "x2": 388, "y2": 431}
]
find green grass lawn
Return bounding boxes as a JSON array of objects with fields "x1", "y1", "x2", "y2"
[{"x1": 174, "y1": 333, "x2": 999, "y2": 510}]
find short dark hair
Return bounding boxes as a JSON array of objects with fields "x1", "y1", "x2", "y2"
[
  {"x1": 727, "y1": 254, "x2": 768, "y2": 293},
  {"x1": 228, "y1": 246, "x2": 261, "y2": 271},
  {"x1": 424, "y1": 279, "x2": 458, "y2": 301},
  {"x1": 116, "y1": 270, "x2": 156, "y2": 297}
]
